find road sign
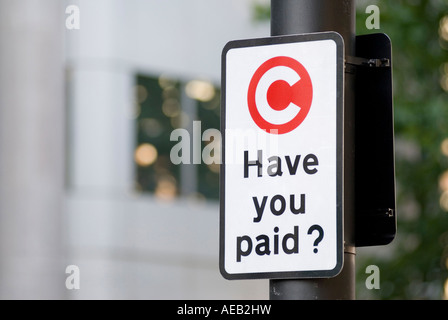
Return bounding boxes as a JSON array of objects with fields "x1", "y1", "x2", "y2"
[{"x1": 220, "y1": 32, "x2": 344, "y2": 280}]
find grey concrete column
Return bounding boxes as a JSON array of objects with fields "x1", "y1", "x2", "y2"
[{"x1": 0, "y1": 0, "x2": 65, "y2": 299}]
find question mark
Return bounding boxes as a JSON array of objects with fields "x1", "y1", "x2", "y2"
[{"x1": 307, "y1": 225, "x2": 324, "y2": 253}]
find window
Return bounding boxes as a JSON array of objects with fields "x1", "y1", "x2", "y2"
[{"x1": 134, "y1": 74, "x2": 220, "y2": 201}]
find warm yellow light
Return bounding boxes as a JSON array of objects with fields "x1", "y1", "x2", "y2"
[
  {"x1": 155, "y1": 177, "x2": 177, "y2": 201},
  {"x1": 440, "y1": 16, "x2": 448, "y2": 42},
  {"x1": 440, "y1": 190, "x2": 448, "y2": 212},
  {"x1": 207, "y1": 163, "x2": 220, "y2": 174},
  {"x1": 441, "y1": 75, "x2": 448, "y2": 92},
  {"x1": 170, "y1": 111, "x2": 190, "y2": 129},
  {"x1": 441, "y1": 139, "x2": 448, "y2": 157},
  {"x1": 162, "y1": 98, "x2": 181, "y2": 117},
  {"x1": 163, "y1": 85, "x2": 179, "y2": 100},
  {"x1": 134, "y1": 143, "x2": 158, "y2": 167},
  {"x1": 135, "y1": 85, "x2": 148, "y2": 103},
  {"x1": 444, "y1": 278, "x2": 448, "y2": 300},
  {"x1": 440, "y1": 171, "x2": 448, "y2": 192},
  {"x1": 185, "y1": 80, "x2": 215, "y2": 102},
  {"x1": 158, "y1": 74, "x2": 177, "y2": 89},
  {"x1": 129, "y1": 102, "x2": 141, "y2": 119},
  {"x1": 442, "y1": 63, "x2": 448, "y2": 76},
  {"x1": 140, "y1": 118, "x2": 163, "y2": 138}
]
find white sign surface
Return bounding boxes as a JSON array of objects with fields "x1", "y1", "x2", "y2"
[{"x1": 220, "y1": 32, "x2": 344, "y2": 280}]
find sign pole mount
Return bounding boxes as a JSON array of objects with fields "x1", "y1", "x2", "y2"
[{"x1": 269, "y1": 0, "x2": 356, "y2": 300}]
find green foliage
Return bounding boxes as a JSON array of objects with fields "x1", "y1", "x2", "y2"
[
  {"x1": 356, "y1": 0, "x2": 448, "y2": 299},
  {"x1": 253, "y1": 2, "x2": 270, "y2": 22},
  {"x1": 252, "y1": 0, "x2": 448, "y2": 299}
]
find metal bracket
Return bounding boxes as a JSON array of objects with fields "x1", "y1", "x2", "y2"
[
  {"x1": 346, "y1": 56, "x2": 391, "y2": 67},
  {"x1": 345, "y1": 56, "x2": 391, "y2": 74}
]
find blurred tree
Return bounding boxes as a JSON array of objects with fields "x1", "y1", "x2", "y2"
[
  {"x1": 252, "y1": 0, "x2": 448, "y2": 299},
  {"x1": 355, "y1": 0, "x2": 448, "y2": 300}
]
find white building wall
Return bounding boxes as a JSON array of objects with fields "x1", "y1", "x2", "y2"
[{"x1": 65, "y1": 0, "x2": 270, "y2": 299}]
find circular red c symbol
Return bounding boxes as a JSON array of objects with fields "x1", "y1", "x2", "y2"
[{"x1": 247, "y1": 56, "x2": 313, "y2": 134}]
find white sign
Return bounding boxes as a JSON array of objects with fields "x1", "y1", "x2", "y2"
[{"x1": 220, "y1": 32, "x2": 344, "y2": 280}]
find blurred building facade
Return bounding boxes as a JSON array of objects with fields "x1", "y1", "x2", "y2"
[
  {"x1": 63, "y1": 0, "x2": 270, "y2": 299},
  {"x1": 0, "y1": 0, "x2": 272, "y2": 299}
]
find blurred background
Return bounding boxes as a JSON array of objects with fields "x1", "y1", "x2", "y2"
[{"x1": 0, "y1": 0, "x2": 447, "y2": 299}]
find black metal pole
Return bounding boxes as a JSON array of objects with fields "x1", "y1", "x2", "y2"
[{"x1": 270, "y1": 0, "x2": 356, "y2": 300}]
